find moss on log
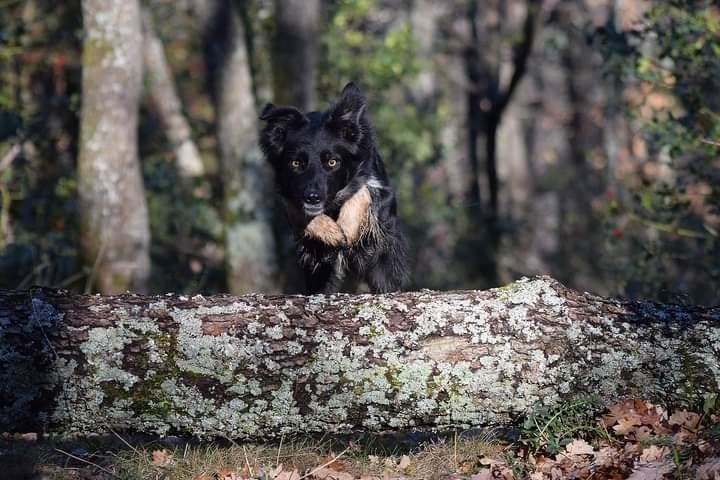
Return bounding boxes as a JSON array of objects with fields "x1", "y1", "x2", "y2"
[{"x1": 0, "y1": 277, "x2": 718, "y2": 438}]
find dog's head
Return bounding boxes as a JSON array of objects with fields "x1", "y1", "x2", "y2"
[{"x1": 259, "y1": 82, "x2": 371, "y2": 218}]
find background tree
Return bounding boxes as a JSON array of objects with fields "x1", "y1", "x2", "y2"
[
  {"x1": 77, "y1": 0, "x2": 150, "y2": 293},
  {"x1": 203, "y1": 0, "x2": 280, "y2": 294},
  {"x1": 272, "y1": 0, "x2": 320, "y2": 110},
  {"x1": 0, "y1": 0, "x2": 718, "y2": 305},
  {"x1": 141, "y1": 6, "x2": 205, "y2": 178}
]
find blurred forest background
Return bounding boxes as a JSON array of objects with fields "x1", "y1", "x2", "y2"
[{"x1": 0, "y1": 0, "x2": 718, "y2": 303}]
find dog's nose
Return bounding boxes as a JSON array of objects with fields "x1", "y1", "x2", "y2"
[{"x1": 304, "y1": 191, "x2": 322, "y2": 205}]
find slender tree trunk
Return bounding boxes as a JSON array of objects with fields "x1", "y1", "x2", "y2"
[
  {"x1": 272, "y1": 0, "x2": 320, "y2": 110},
  {"x1": 78, "y1": 0, "x2": 150, "y2": 294},
  {"x1": 205, "y1": 0, "x2": 279, "y2": 294},
  {"x1": 141, "y1": 6, "x2": 204, "y2": 178},
  {"x1": 2, "y1": 277, "x2": 718, "y2": 438}
]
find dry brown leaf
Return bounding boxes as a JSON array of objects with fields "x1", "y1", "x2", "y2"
[
  {"x1": 668, "y1": 410, "x2": 700, "y2": 430},
  {"x1": 529, "y1": 473, "x2": 545, "y2": 480},
  {"x1": 215, "y1": 468, "x2": 243, "y2": 480},
  {"x1": 627, "y1": 460, "x2": 674, "y2": 480},
  {"x1": 274, "y1": 468, "x2": 301, "y2": 480},
  {"x1": 614, "y1": 416, "x2": 642, "y2": 436},
  {"x1": 635, "y1": 426, "x2": 654, "y2": 440},
  {"x1": 595, "y1": 446, "x2": 620, "y2": 467},
  {"x1": 191, "y1": 475, "x2": 214, "y2": 480},
  {"x1": 639, "y1": 445, "x2": 669, "y2": 462},
  {"x1": 564, "y1": 439, "x2": 595, "y2": 456},
  {"x1": 319, "y1": 454, "x2": 348, "y2": 472},
  {"x1": 151, "y1": 449, "x2": 173, "y2": 467},
  {"x1": 469, "y1": 469, "x2": 494, "y2": 480},
  {"x1": 457, "y1": 460, "x2": 474, "y2": 474},
  {"x1": 397, "y1": 455, "x2": 411, "y2": 471},
  {"x1": 311, "y1": 466, "x2": 355, "y2": 480},
  {"x1": 696, "y1": 457, "x2": 720, "y2": 480}
]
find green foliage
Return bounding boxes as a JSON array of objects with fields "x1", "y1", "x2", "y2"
[
  {"x1": 603, "y1": 1, "x2": 720, "y2": 304},
  {"x1": 520, "y1": 395, "x2": 610, "y2": 454}
]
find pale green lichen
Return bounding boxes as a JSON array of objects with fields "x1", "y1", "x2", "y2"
[{"x1": 27, "y1": 276, "x2": 718, "y2": 439}]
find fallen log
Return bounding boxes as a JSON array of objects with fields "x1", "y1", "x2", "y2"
[{"x1": 0, "y1": 277, "x2": 718, "y2": 438}]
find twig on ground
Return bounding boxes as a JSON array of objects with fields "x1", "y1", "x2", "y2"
[
  {"x1": 54, "y1": 448, "x2": 120, "y2": 478},
  {"x1": 299, "y1": 447, "x2": 350, "y2": 480}
]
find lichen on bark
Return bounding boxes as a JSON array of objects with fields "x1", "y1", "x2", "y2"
[{"x1": 1, "y1": 277, "x2": 718, "y2": 438}]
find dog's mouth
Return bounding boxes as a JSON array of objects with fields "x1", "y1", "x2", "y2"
[{"x1": 303, "y1": 203, "x2": 325, "y2": 217}]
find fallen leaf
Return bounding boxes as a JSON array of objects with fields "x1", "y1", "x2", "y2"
[
  {"x1": 640, "y1": 445, "x2": 669, "y2": 462},
  {"x1": 668, "y1": 410, "x2": 700, "y2": 430},
  {"x1": 274, "y1": 468, "x2": 301, "y2": 480},
  {"x1": 215, "y1": 468, "x2": 244, "y2": 480},
  {"x1": 397, "y1": 455, "x2": 411, "y2": 470},
  {"x1": 191, "y1": 475, "x2": 214, "y2": 480},
  {"x1": 311, "y1": 466, "x2": 355, "y2": 480},
  {"x1": 470, "y1": 469, "x2": 494, "y2": 480},
  {"x1": 151, "y1": 449, "x2": 173, "y2": 467},
  {"x1": 696, "y1": 457, "x2": 720, "y2": 480},
  {"x1": 627, "y1": 461, "x2": 673, "y2": 480},
  {"x1": 564, "y1": 439, "x2": 595, "y2": 456},
  {"x1": 215, "y1": 468, "x2": 242, "y2": 480},
  {"x1": 614, "y1": 417, "x2": 642, "y2": 436},
  {"x1": 457, "y1": 460, "x2": 474, "y2": 474},
  {"x1": 319, "y1": 454, "x2": 348, "y2": 472}
]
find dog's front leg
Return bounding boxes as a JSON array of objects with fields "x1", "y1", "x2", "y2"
[
  {"x1": 304, "y1": 214, "x2": 347, "y2": 247},
  {"x1": 336, "y1": 185, "x2": 371, "y2": 244},
  {"x1": 303, "y1": 185, "x2": 371, "y2": 247}
]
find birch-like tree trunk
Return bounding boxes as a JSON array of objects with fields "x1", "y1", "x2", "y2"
[
  {"x1": 202, "y1": 0, "x2": 279, "y2": 294},
  {"x1": 272, "y1": 0, "x2": 320, "y2": 110},
  {"x1": 1, "y1": 277, "x2": 718, "y2": 438},
  {"x1": 141, "y1": 6, "x2": 204, "y2": 178},
  {"x1": 78, "y1": 0, "x2": 151, "y2": 294}
]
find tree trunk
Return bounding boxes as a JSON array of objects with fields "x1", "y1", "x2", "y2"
[
  {"x1": 272, "y1": 0, "x2": 320, "y2": 110},
  {"x1": 78, "y1": 0, "x2": 151, "y2": 294},
  {"x1": 1, "y1": 277, "x2": 718, "y2": 439},
  {"x1": 141, "y1": 6, "x2": 205, "y2": 178},
  {"x1": 204, "y1": 0, "x2": 279, "y2": 294}
]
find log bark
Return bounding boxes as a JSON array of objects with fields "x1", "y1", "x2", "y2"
[{"x1": 1, "y1": 277, "x2": 718, "y2": 439}]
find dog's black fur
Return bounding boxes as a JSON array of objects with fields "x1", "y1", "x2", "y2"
[{"x1": 259, "y1": 82, "x2": 408, "y2": 294}]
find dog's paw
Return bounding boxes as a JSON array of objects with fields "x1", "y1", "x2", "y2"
[
  {"x1": 337, "y1": 185, "x2": 371, "y2": 244},
  {"x1": 304, "y1": 214, "x2": 347, "y2": 247}
]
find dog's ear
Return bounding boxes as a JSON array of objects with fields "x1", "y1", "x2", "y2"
[
  {"x1": 259, "y1": 104, "x2": 307, "y2": 159},
  {"x1": 327, "y1": 82, "x2": 367, "y2": 144}
]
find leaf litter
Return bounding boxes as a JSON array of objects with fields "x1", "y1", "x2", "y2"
[{"x1": 8, "y1": 396, "x2": 720, "y2": 479}]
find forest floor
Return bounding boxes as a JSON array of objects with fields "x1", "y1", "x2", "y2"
[{"x1": 2, "y1": 397, "x2": 720, "y2": 480}]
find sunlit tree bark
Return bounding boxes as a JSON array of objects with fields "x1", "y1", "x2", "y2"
[
  {"x1": 78, "y1": 0, "x2": 150, "y2": 293},
  {"x1": 141, "y1": 6, "x2": 204, "y2": 178}
]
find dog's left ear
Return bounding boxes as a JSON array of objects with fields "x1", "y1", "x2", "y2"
[{"x1": 327, "y1": 82, "x2": 367, "y2": 144}]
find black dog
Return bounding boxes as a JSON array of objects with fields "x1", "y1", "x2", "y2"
[{"x1": 259, "y1": 82, "x2": 408, "y2": 294}]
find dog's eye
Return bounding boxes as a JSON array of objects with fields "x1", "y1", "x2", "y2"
[
  {"x1": 327, "y1": 158, "x2": 338, "y2": 168},
  {"x1": 291, "y1": 160, "x2": 301, "y2": 169}
]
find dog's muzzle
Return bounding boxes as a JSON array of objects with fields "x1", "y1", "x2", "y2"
[{"x1": 303, "y1": 203, "x2": 325, "y2": 216}]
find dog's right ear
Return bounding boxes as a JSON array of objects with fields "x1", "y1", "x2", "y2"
[{"x1": 259, "y1": 104, "x2": 307, "y2": 159}]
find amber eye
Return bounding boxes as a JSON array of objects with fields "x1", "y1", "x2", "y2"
[
  {"x1": 327, "y1": 158, "x2": 338, "y2": 168},
  {"x1": 291, "y1": 160, "x2": 301, "y2": 168}
]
